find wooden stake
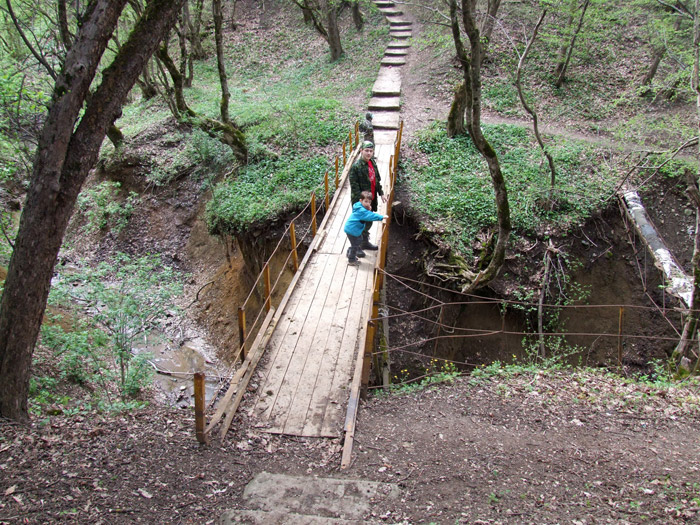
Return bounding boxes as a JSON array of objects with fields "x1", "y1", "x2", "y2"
[
  {"x1": 618, "y1": 306, "x2": 624, "y2": 367},
  {"x1": 343, "y1": 142, "x2": 346, "y2": 166},
  {"x1": 238, "y1": 306, "x2": 247, "y2": 361},
  {"x1": 335, "y1": 157, "x2": 339, "y2": 189},
  {"x1": 263, "y1": 263, "x2": 271, "y2": 312},
  {"x1": 324, "y1": 171, "x2": 330, "y2": 209},
  {"x1": 194, "y1": 372, "x2": 207, "y2": 444},
  {"x1": 289, "y1": 221, "x2": 299, "y2": 272},
  {"x1": 311, "y1": 192, "x2": 317, "y2": 236}
]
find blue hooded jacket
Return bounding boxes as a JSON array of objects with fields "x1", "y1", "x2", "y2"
[{"x1": 344, "y1": 201, "x2": 385, "y2": 237}]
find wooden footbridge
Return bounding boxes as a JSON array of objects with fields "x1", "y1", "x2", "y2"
[{"x1": 199, "y1": 2, "x2": 412, "y2": 468}]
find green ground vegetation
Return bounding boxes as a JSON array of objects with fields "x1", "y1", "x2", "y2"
[
  {"x1": 32, "y1": 253, "x2": 183, "y2": 415},
  {"x1": 402, "y1": 124, "x2": 615, "y2": 258}
]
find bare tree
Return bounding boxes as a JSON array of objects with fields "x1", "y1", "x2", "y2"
[
  {"x1": 553, "y1": 0, "x2": 590, "y2": 88},
  {"x1": 213, "y1": 0, "x2": 231, "y2": 123},
  {"x1": 293, "y1": 0, "x2": 344, "y2": 61},
  {"x1": 514, "y1": 10, "x2": 557, "y2": 191},
  {"x1": 446, "y1": 0, "x2": 500, "y2": 137},
  {"x1": 0, "y1": 0, "x2": 186, "y2": 421},
  {"x1": 443, "y1": 0, "x2": 511, "y2": 292},
  {"x1": 156, "y1": 37, "x2": 247, "y2": 163}
]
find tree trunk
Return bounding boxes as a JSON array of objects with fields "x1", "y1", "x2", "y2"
[
  {"x1": 515, "y1": 10, "x2": 556, "y2": 190},
  {"x1": 554, "y1": 0, "x2": 590, "y2": 88},
  {"x1": 57, "y1": 0, "x2": 73, "y2": 51},
  {"x1": 158, "y1": 43, "x2": 247, "y2": 163},
  {"x1": 326, "y1": 3, "x2": 344, "y2": 61},
  {"x1": 553, "y1": 0, "x2": 576, "y2": 80},
  {"x1": 640, "y1": 14, "x2": 682, "y2": 93},
  {"x1": 0, "y1": 0, "x2": 185, "y2": 421},
  {"x1": 187, "y1": 0, "x2": 206, "y2": 59},
  {"x1": 213, "y1": 0, "x2": 230, "y2": 123},
  {"x1": 177, "y1": 14, "x2": 192, "y2": 88},
  {"x1": 351, "y1": 1, "x2": 363, "y2": 31},
  {"x1": 107, "y1": 124, "x2": 124, "y2": 147},
  {"x1": 446, "y1": 81, "x2": 467, "y2": 137},
  {"x1": 450, "y1": 0, "x2": 511, "y2": 292}
]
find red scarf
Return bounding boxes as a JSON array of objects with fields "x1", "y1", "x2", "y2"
[{"x1": 367, "y1": 161, "x2": 376, "y2": 199}]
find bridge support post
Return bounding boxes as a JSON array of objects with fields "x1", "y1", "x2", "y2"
[
  {"x1": 194, "y1": 372, "x2": 207, "y2": 444},
  {"x1": 289, "y1": 221, "x2": 299, "y2": 272},
  {"x1": 311, "y1": 192, "x2": 317, "y2": 237},
  {"x1": 238, "y1": 306, "x2": 247, "y2": 361}
]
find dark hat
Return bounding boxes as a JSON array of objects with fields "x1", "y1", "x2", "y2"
[
  {"x1": 365, "y1": 112, "x2": 373, "y2": 120},
  {"x1": 361, "y1": 141, "x2": 374, "y2": 149}
]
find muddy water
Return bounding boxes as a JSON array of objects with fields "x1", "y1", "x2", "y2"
[{"x1": 138, "y1": 336, "x2": 224, "y2": 407}]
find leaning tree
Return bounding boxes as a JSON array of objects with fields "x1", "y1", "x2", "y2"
[{"x1": 0, "y1": 0, "x2": 185, "y2": 421}]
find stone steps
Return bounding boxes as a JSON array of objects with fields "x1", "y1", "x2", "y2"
[{"x1": 219, "y1": 473, "x2": 400, "y2": 525}]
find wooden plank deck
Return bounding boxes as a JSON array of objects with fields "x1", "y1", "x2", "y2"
[{"x1": 246, "y1": 141, "x2": 395, "y2": 438}]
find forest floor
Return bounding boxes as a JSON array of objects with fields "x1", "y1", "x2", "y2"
[
  {"x1": 3, "y1": 1, "x2": 700, "y2": 524},
  {"x1": 1, "y1": 370, "x2": 699, "y2": 524}
]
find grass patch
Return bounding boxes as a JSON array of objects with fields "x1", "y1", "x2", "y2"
[
  {"x1": 403, "y1": 124, "x2": 616, "y2": 257},
  {"x1": 206, "y1": 156, "x2": 331, "y2": 235}
]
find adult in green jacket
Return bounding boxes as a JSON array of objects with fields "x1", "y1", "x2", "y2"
[{"x1": 349, "y1": 141, "x2": 387, "y2": 249}]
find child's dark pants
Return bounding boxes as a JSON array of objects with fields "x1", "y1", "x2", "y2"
[{"x1": 346, "y1": 233, "x2": 363, "y2": 261}]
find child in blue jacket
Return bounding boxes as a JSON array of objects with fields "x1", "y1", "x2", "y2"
[{"x1": 344, "y1": 190, "x2": 388, "y2": 266}]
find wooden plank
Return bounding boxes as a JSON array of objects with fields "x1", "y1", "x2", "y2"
[
  {"x1": 281, "y1": 253, "x2": 350, "y2": 435},
  {"x1": 341, "y1": 266, "x2": 379, "y2": 467},
  {"x1": 312, "y1": 255, "x2": 376, "y2": 437},
  {"x1": 205, "y1": 305, "x2": 277, "y2": 435},
  {"x1": 261, "y1": 252, "x2": 341, "y2": 431},
  {"x1": 248, "y1": 254, "x2": 331, "y2": 422},
  {"x1": 299, "y1": 260, "x2": 357, "y2": 436},
  {"x1": 325, "y1": 190, "x2": 352, "y2": 254}
]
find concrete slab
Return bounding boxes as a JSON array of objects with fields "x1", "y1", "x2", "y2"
[
  {"x1": 389, "y1": 20, "x2": 412, "y2": 27},
  {"x1": 372, "y1": 67, "x2": 402, "y2": 96},
  {"x1": 378, "y1": 8, "x2": 403, "y2": 16},
  {"x1": 373, "y1": 130, "x2": 398, "y2": 146},
  {"x1": 375, "y1": 1, "x2": 394, "y2": 7},
  {"x1": 387, "y1": 41, "x2": 410, "y2": 49},
  {"x1": 368, "y1": 96, "x2": 401, "y2": 110},
  {"x1": 385, "y1": 48, "x2": 408, "y2": 56},
  {"x1": 226, "y1": 472, "x2": 400, "y2": 521},
  {"x1": 390, "y1": 31, "x2": 412, "y2": 39},
  {"x1": 381, "y1": 56, "x2": 406, "y2": 66},
  {"x1": 371, "y1": 111, "x2": 400, "y2": 129}
]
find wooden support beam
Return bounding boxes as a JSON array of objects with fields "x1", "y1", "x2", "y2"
[
  {"x1": 238, "y1": 306, "x2": 247, "y2": 361},
  {"x1": 194, "y1": 372, "x2": 207, "y2": 444},
  {"x1": 290, "y1": 221, "x2": 299, "y2": 272}
]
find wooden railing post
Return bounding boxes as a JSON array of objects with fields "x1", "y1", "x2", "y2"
[
  {"x1": 324, "y1": 171, "x2": 330, "y2": 209},
  {"x1": 289, "y1": 221, "x2": 299, "y2": 272},
  {"x1": 361, "y1": 276, "x2": 380, "y2": 398},
  {"x1": 335, "y1": 157, "x2": 339, "y2": 189},
  {"x1": 263, "y1": 263, "x2": 271, "y2": 312},
  {"x1": 618, "y1": 306, "x2": 624, "y2": 367},
  {"x1": 355, "y1": 121, "x2": 359, "y2": 147},
  {"x1": 238, "y1": 306, "x2": 247, "y2": 361},
  {"x1": 311, "y1": 192, "x2": 317, "y2": 236},
  {"x1": 194, "y1": 372, "x2": 207, "y2": 444},
  {"x1": 343, "y1": 142, "x2": 347, "y2": 166}
]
